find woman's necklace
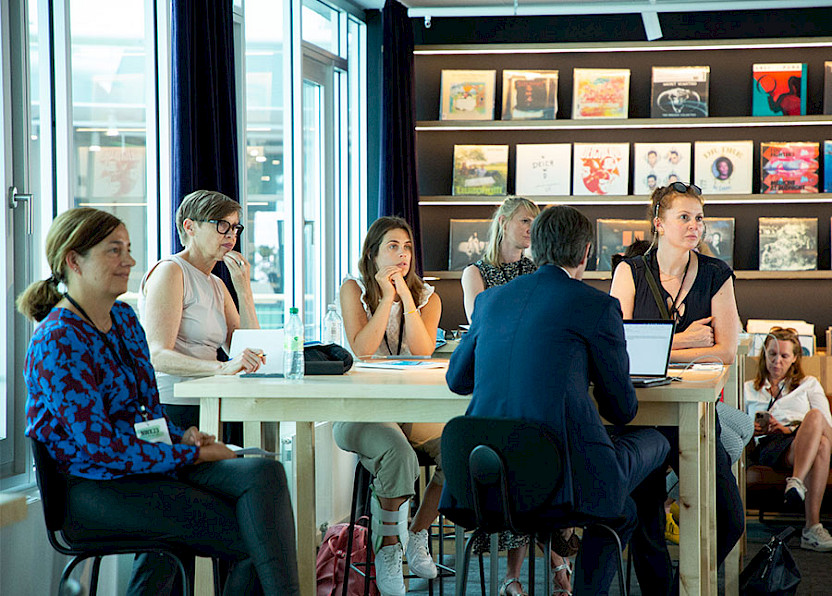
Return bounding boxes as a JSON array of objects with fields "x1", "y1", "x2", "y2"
[{"x1": 662, "y1": 251, "x2": 691, "y2": 321}]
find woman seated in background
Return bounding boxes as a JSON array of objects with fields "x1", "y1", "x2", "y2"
[
  {"x1": 19, "y1": 207, "x2": 298, "y2": 594},
  {"x1": 335, "y1": 216, "x2": 442, "y2": 596},
  {"x1": 609, "y1": 182, "x2": 743, "y2": 594},
  {"x1": 461, "y1": 196, "x2": 573, "y2": 596},
  {"x1": 746, "y1": 326, "x2": 832, "y2": 551},
  {"x1": 140, "y1": 190, "x2": 263, "y2": 433}
]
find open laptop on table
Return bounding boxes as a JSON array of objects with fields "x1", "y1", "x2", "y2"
[{"x1": 623, "y1": 320, "x2": 676, "y2": 387}]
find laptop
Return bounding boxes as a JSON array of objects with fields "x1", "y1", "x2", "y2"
[
  {"x1": 229, "y1": 329, "x2": 285, "y2": 376},
  {"x1": 622, "y1": 320, "x2": 676, "y2": 387}
]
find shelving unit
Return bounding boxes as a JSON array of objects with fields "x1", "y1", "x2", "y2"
[{"x1": 414, "y1": 37, "x2": 832, "y2": 337}]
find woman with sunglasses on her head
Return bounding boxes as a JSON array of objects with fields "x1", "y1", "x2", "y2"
[
  {"x1": 139, "y1": 190, "x2": 263, "y2": 432},
  {"x1": 19, "y1": 208, "x2": 299, "y2": 594},
  {"x1": 746, "y1": 327, "x2": 832, "y2": 551},
  {"x1": 334, "y1": 216, "x2": 443, "y2": 596},
  {"x1": 610, "y1": 182, "x2": 743, "y2": 595}
]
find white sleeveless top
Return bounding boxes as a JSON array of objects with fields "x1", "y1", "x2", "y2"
[
  {"x1": 346, "y1": 274, "x2": 435, "y2": 357},
  {"x1": 139, "y1": 254, "x2": 228, "y2": 405}
]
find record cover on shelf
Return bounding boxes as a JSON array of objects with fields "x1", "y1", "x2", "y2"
[
  {"x1": 752, "y1": 63, "x2": 807, "y2": 116},
  {"x1": 825, "y1": 62, "x2": 832, "y2": 115},
  {"x1": 693, "y1": 141, "x2": 753, "y2": 195},
  {"x1": 650, "y1": 66, "x2": 710, "y2": 118},
  {"x1": 501, "y1": 70, "x2": 559, "y2": 120},
  {"x1": 572, "y1": 68, "x2": 631, "y2": 119},
  {"x1": 452, "y1": 145, "x2": 509, "y2": 196},
  {"x1": 439, "y1": 70, "x2": 497, "y2": 121},
  {"x1": 596, "y1": 219, "x2": 652, "y2": 271},
  {"x1": 758, "y1": 217, "x2": 817, "y2": 271},
  {"x1": 448, "y1": 219, "x2": 491, "y2": 271},
  {"x1": 760, "y1": 141, "x2": 819, "y2": 193},
  {"x1": 826, "y1": 141, "x2": 832, "y2": 193},
  {"x1": 515, "y1": 143, "x2": 571, "y2": 196},
  {"x1": 700, "y1": 217, "x2": 735, "y2": 268},
  {"x1": 632, "y1": 143, "x2": 692, "y2": 195},
  {"x1": 573, "y1": 143, "x2": 629, "y2": 196}
]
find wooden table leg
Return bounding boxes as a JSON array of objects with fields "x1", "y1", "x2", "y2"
[
  {"x1": 296, "y1": 421, "x2": 317, "y2": 596},
  {"x1": 196, "y1": 398, "x2": 221, "y2": 595},
  {"x1": 678, "y1": 401, "x2": 704, "y2": 596},
  {"x1": 706, "y1": 402, "x2": 718, "y2": 595}
]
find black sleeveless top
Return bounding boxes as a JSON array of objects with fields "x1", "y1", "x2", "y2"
[
  {"x1": 473, "y1": 256, "x2": 537, "y2": 289},
  {"x1": 625, "y1": 252, "x2": 734, "y2": 333}
]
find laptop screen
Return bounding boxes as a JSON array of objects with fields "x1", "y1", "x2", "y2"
[{"x1": 622, "y1": 320, "x2": 676, "y2": 377}]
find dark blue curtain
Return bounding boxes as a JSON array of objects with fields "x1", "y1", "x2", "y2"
[
  {"x1": 171, "y1": 0, "x2": 239, "y2": 256},
  {"x1": 379, "y1": 0, "x2": 422, "y2": 274}
]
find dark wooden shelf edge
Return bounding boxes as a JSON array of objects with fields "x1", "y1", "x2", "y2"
[
  {"x1": 420, "y1": 194, "x2": 832, "y2": 206},
  {"x1": 423, "y1": 270, "x2": 832, "y2": 281}
]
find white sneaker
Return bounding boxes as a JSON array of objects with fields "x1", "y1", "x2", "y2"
[
  {"x1": 375, "y1": 544, "x2": 407, "y2": 596},
  {"x1": 801, "y1": 523, "x2": 832, "y2": 552},
  {"x1": 785, "y1": 476, "x2": 807, "y2": 508},
  {"x1": 405, "y1": 529, "x2": 438, "y2": 579}
]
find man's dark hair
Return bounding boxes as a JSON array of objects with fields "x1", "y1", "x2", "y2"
[{"x1": 531, "y1": 205, "x2": 594, "y2": 268}]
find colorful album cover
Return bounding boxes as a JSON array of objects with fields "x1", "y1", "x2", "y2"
[
  {"x1": 693, "y1": 141, "x2": 753, "y2": 194},
  {"x1": 439, "y1": 70, "x2": 496, "y2": 121},
  {"x1": 452, "y1": 145, "x2": 508, "y2": 196},
  {"x1": 632, "y1": 143, "x2": 692, "y2": 195},
  {"x1": 752, "y1": 63, "x2": 807, "y2": 116},
  {"x1": 758, "y1": 217, "x2": 817, "y2": 271},
  {"x1": 572, "y1": 143, "x2": 629, "y2": 196},
  {"x1": 501, "y1": 70, "x2": 558, "y2": 120},
  {"x1": 650, "y1": 66, "x2": 710, "y2": 118},
  {"x1": 572, "y1": 69, "x2": 631, "y2": 119},
  {"x1": 825, "y1": 141, "x2": 832, "y2": 193},
  {"x1": 448, "y1": 219, "x2": 491, "y2": 270},
  {"x1": 700, "y1": 217, "x2": 735, "y2": 268},
  {"x1": 760, "y1": 142, "x2": 819, "y2": 193},
  {"x1": 514, "y1": 144, "x2": 571, "y2": 196},
  {"x1": 596, "y1": 219, "x2": 652, "y2": 271}
]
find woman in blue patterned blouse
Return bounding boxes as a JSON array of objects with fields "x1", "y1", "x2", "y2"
[{"x1": 19, "y1": 207, "x2": 298, "y2": 595}]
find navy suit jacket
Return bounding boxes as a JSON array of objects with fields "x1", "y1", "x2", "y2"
[{"x1": 445, "y1": 265, "x2": 638, "y2": 520}]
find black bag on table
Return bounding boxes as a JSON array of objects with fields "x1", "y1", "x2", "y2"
[
  {"x1": 304, "y1": 343, "x2": 354, "y2": 375},
  {"x1": 740, "y1": 526, "x2": 801, "y2": 595}
]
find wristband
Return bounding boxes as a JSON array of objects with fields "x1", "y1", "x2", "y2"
[{"x1": 404, "y1": 308, "x2": 417, "y2": 315}]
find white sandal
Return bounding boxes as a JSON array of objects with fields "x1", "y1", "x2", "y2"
[
  {"x1": 499, "y1": 577, "x2": 528, "y2": 596},
  {"x1": 551, "y1": 560, "x2": 573, "y2": 595}
]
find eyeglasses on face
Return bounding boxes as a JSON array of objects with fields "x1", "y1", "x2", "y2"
[{"x1": 202, "y1": 219, "x2": 244, "y2": 236}]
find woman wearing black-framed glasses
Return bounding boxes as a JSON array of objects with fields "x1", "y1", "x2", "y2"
[
  {"x1": 610, "y1": 182, "x2": 744, "y2": 595},
  {"x1": 138, "y1": 189, "x2": 264, "y2": 431}
]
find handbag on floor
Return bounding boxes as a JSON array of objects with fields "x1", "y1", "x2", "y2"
[
  {"x1": 316, "y1": 518, "x2": 380, "y2": 596},
  {"x1": 739, "y1": 526, "x2": 801, "y2": 595}
]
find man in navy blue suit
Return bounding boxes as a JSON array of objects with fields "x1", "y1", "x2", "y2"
[{"x1": 446, "y1": 205, "x2": 670, "y2": 595}]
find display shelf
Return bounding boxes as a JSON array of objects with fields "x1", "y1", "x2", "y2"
[
  {"x1": 420, "y1": 193, "x2": 832, "y2": 206},
  {"x1": 423, "y1": 270, "x2": 832, "y2": 281},
  {"x1": 416, "y1": 115, "x2": 832, "y2": 132}
]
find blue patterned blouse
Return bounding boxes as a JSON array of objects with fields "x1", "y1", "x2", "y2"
[{"x1": 24, "y1": 301, "x2": 198, "y2": 479}]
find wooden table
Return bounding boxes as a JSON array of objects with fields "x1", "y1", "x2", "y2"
[{"x1": 176, "y1": 365, "x2": 727, "y2": 596}]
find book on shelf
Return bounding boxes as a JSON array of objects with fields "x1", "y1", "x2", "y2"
[
  {"x1": 758, "y1": 217, "x2": 817, "y2": 271},
  {"x1": 448, "y1": 219, "x2": 491, "y2": 271},
  {"x1": 825, "y1": 62, "x2": 832, "y2": 115},
  {"x1": 452, "y1": 144, "x2": 509, "y2": 196},
  {"x1": 572, "y1": 68, "x2": 630, "y2": 119},
  {"x1": 752, "y1": 63, "x2": 807, "y2": 116},
  {"x1": 760, "y1": 141, "x2": 819, "y2": 193},
  {"x1": 514, "y1": 143, "x2": 571, "y2": 196},
  {"x1": 632, "y1": 142, "x2": 692, "y2": 195},
  {"x1": 595, "y1": 219, "x2": 652, "y2": 271},
  {"x1": 439, "y1": 70, "x2": 497, "y2": 121},
  {"x1": 825, "y1": 141, "x2": 832, "y2": 193},
  {"x1": 699, "y1": 217, "x2": 735, "y2": 268},
  {"x1": 693, "y1": 140, "x2": 753, "y2": 194},
  {"x1": 572, "y1": 143, "x2": 629, "y2": 196},
  {"x1": 650, "y1": 66, "x2": 710, "y2": 118},
  {"x1": 501, "y1": 70, "x2": 558, "y2": 120}
]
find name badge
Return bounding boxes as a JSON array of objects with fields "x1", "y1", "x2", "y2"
[{"x1": 134, "y1": 418, "x2": 173, "y2": 445}]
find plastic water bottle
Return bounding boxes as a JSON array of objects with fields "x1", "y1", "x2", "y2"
[
  {"x1": 322, "y1": 303, "x2": 343, "y2": 345},
  {"x1": 284, "y1": 307, "x2": 305, "y2": 380}
]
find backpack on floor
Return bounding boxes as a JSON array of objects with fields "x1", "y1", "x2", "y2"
[
  {"x1": 740, "y1": 526, "x2": 801, "y2": 595},
  {"x1": 317, "y1": 519, "x2": 380, "y2": 596}
]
